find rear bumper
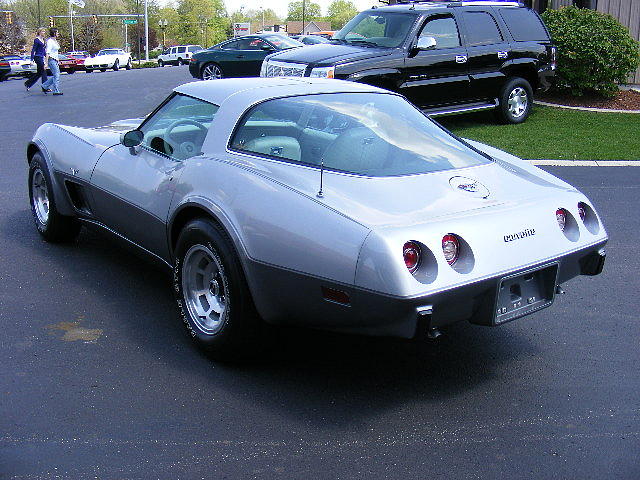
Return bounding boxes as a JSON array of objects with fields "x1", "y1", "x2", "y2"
[{"x1": 246, "y1": 240, "x2": 607, "y2": 338}]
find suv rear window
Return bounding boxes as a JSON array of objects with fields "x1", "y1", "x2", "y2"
[
  {"x1": 499, "y1": 8, "x2": 549, "y2": 42},
  {"x1": 461, "y1": 11, "x2": 503, "y2": 46}
]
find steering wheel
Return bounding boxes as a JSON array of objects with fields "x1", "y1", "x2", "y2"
[{"x1": 164, "y1": 119, "x2": 208, "y2": 158}]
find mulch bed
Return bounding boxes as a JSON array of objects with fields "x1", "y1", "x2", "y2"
[{"x1": 536, "y1": 89, "x2": 640, "y2": 110}]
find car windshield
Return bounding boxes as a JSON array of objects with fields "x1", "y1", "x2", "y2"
[
  {"x1": 333, "y1": 12, "x2": 417, "y2": 48},
  {"x1": 98, "y1": 49, "x2": 120, "y2": 55},
  {"x1": 231, "y1": 93, "x2": 490, "y2": 176},
  {"x1": 262, "y1": 35, "x2": 303, "y2": 50}
]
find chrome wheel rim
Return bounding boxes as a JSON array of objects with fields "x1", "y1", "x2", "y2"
[
  {"x1": 182, "y1": 244, "x2": 228, "y2": 334},
  {"x1": 508, "y1": 87, "x2": 528, "y2": 118},
  {"x1": 202, "y1": 64, "x2": 222, "y2": 80},
  {"x1": 31, "y1": 168, "x2": 49, "y2": 225}
]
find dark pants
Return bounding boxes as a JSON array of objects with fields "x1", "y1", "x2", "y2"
[{"x1": 24, "y1": 56, "x2": 47, "y2": 88}]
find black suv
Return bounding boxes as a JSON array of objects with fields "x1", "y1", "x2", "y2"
[{"x1": 261, "y1": 1, "x2": 556, "y2": 123}]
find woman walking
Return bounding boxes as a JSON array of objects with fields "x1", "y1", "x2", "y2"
[
  {"x1": 24, "y1": 28, "x2": 48, "y2": 92},
  {"x1": 41, "y1": 28, "x2": 63, "y2": 96}
]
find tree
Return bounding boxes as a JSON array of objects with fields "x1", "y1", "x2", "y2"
[
  {"x1": 75, "y1": 18, "x2": 103, "y2": 52},
  {"x1": 0, "y1": 13, "x2": 27, "y2": 54},
  {"x1": 174, "y1": 0, "x2": 228, "y2": 47},
  {"x1": 286, "y1": 1, "x2": 322, "y2": 22},
  {"x1": 327, "y1": 0, "x2": 357, "y2": 30}
]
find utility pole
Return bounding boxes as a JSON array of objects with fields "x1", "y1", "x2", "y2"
[
  {"x1": 302, "y1": 0, "x2": 305, "y2": 35},
  {"x1": 144, "y1": 0, "x2": 149, "y2": 61}
]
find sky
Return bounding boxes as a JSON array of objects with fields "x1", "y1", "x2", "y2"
[{"x1": 223, "y1": 0, "x2": 383, "y2": 21}]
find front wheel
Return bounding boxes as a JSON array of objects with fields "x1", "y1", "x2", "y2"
[
  {"x1": 496, "y1": 77, "x2": 533, "y2": 124},
  {"x1": 201, "y1": 63, "x2": 223, "y2": 80},
  {"x1": 113, "y1": 59, "x2": 119, "y2": 71},
  {"x1": 28, "y1": 153, "x2": 81, "y2": 242},
  {"x1": 174, "y1": 218, "x2": 265, "y2": 360}
]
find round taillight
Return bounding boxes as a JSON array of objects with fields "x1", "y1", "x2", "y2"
[
  {"x1": 556, "y1": 208, "x2": 567, "y2": 231},
  {"x1": 577, "y1": 202, "x2": 587, "y2": 222},
  {"x1": 442, "y1": 234, "x2": 459, "y2": 266},
  {"x1": 403, "y1": 241, "x2": 421, "y2": 273}
]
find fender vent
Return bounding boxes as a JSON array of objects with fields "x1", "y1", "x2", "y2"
[{"x1": 64, "y1": 181, "x2": 91, "y2": 214}]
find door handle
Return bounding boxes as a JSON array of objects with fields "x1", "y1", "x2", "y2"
[
  {"x1": 236, "y1": 55, "x2": 245, "y2": 58},
  {"x1": 497, "y1": 51, "x2": 508, "y2": 59},
  {"x1": 455, "y1": 55, "x2": 467, "y2": 64}
]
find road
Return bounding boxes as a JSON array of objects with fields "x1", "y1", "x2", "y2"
[{"x1": 1, "y1": 68, "x2": 638, "y2": 479}]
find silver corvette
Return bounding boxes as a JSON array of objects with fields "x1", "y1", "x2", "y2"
[{"x1": 27, "y1": 78, "x2": 607, "y2": 358}]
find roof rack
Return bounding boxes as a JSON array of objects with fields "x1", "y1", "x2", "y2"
[{"x1": 393, "y1": 0, "x2": 523, "y2": 7}]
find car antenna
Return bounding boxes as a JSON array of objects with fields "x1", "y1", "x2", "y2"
[{"x1": 316, "y1": 159, "x2": 325, "y2": 198}]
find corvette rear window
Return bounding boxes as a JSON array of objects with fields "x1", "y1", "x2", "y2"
[{"x1": 230, "y1": 93, "x2": 489, "y2": 176}]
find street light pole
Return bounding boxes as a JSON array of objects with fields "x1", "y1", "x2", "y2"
[
  {"x1": 158, "y1": 19, "x2": 167, "y2": 50},
  {"x1": 68, "y1": 1, "x2": 75, "y2": 51},
  {"x1": 144, "y1": 0, "x2": 149, "y2": 61}
]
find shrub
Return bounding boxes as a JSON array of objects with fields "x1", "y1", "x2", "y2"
[
  {"x1": 542, "y1": 6, "x2": 640, "y2": 96},
  {"x1": 132, "y1": 61, "x2": 158, "y2": 69}
]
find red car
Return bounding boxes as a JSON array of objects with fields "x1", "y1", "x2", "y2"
[{"x1": 58, "y1": 54, "x2": 86, "y2": 74}]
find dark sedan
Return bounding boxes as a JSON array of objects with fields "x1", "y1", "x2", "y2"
[{"x1": 189, "y1": 34, "x2": 303, "y2": 80}]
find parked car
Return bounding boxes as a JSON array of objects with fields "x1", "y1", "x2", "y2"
[
  {"x1": 262, "y1": 1, "x2": 556, "y2": 124},
  {"x1": 84, "y1": 49, "x2": 132, "y2": 72},
  {"x1": 157, "y1": 45, "x2": 203, "y2": 66},
  {"x1": 58, "y1": 54, "x2": 86, "y2": 74},
  {"x1": 0, "y1": 58, "x2": 11, "y2": 81},
  {"x1": 290, "y1": 35, "x2": 331, "y2": 45},
  {"x1": 0, "y1": 54, "x2": 35, "y2": 79},
  {"x1": 26, "y1": 77, "x2": 607, "y2": 360},
  {"x1": 310, "y1": 31, "x2": 336, "y2": 39},
  {"x1": 188, "y1": 34, "x2": 303, "y2": 80}
]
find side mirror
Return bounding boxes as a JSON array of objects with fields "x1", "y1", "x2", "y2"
[
  {"x1": 416, "y1": 36, "x2": 437, "y2": 51},
  {"x1": 120, "y1": 129, "x2": 144, "y2": 148}
]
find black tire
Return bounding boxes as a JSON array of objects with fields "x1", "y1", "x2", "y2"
[
  {"x1": 113, "y1": 59, "x2": 119, "y2": 71},
  {"x1": 158, "y1": 59, "x2": 164, "y2": 67},
  {"x1": 125, "y1": 59, "x2": 132, "y2": 70},
  {"x1": 85, "y1": 68, "x2": 92, "y2": 73},
  {"x1": 67, "y1": 69, "x2": 75, "y2": 74},
  {"x1": 177, "y1": 57, "x2": 184, "y2": 66},
  {"x1": 174, "y1": 218, "x2": 265, "y2": 360},
  {"x1": 28, "y1": 152, "x2": 81, "y2": 243},
  {"x1": 100, "y1": 68, "x2": 107, "y2": 72},
  {"x1": 496, "y1": 77, "x2": 533, "y2": 124}
]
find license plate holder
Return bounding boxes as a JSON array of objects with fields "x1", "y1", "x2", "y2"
[{"x1": 493, "y1": 263, "x2": 559, "y2": 325}]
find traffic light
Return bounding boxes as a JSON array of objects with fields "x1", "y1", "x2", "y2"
[
  {"x1": 49, "y1": 16, "x2": 54, "y2": 28},
  {"x1": 4, "y1": 11, "x2": 12, "y2": 24},
  {"x1": 92, "y1": 15, "x2": 97, "y2": 24}
]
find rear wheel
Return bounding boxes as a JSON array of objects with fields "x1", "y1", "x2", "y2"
[
  {"x1": 158, "y1": 59, "x2": 164, "y2": 67},
  {"x1": 496, "y1": 77, "x2": 533, "y2": 124},
  {"x1": 28, "y1": 153, "x2": 81, "y2": 243},
  {"x1": 177, "y1": 57, "x2": 184, "y2": 66},
  {"x1": 125, "y1": 59, "x2": 132, "y2": 70},
  {"x1": 113, "y1": 59, "x2": 119, "y2": 71},
  {"x1": 201, "y1": 63, "x2": 223, "y2": 80},
  {"x1": 174, "y1": 218, "x2": 265, "y2": 360},
  {"x1": 67, "y1": 69, "x2": 75, "y2": 74},
  {"x1": 100, "y1": 68, "x2": 107, "y2": 72}
]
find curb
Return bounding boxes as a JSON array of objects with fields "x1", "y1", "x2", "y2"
[
  {"x1": 535, "y1": 100, "x2": 640, "y2": 114},
  {"x1": 528, "y1": 159, "x2": 640, "y2": 167}
]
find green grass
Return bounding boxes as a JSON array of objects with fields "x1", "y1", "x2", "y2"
[{"x1": 438, "y1": 105, "x2": 640, "y2": 160}]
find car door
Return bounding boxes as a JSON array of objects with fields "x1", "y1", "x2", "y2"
[
  {"x1": 223, "y1": 37, "x2": 272, "y2": 77},
  {"x1": 458, "y1": 8, "x2": 510, "y2": 102},
  {"x1": 89, "y1": 93, "x2": 219, "y2": 259},
  {"x1": 401, "y1": 14, "x2": 470, "y2": 108}
]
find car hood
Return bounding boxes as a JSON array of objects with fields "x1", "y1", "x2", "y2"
[
  {"x1": 267, "y1": 43, "x2": 395, "y2": 66},
  {"x1": 85, "y1": 54, "x2": 121, "y2": 63}
]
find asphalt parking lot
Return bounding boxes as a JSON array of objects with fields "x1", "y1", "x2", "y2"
[{"x1": 1, "y1": 68, "x2": 639, "y2": 479}]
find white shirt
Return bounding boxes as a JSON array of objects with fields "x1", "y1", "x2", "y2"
[{"x1": 46, "y1": 38, "x2": 60, "y2": 61}]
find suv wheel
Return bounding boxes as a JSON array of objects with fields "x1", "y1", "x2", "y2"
[
  {"x1": 158, "y1": 59, "x2": 164, "y2": 67},
  {"x1": 496, "y1": 77, "x2": 533, "y2": 124}
]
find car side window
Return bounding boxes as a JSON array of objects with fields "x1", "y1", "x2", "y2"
[
  {"x1": 221, "y1": 40, "x2": 240, "y2": 50},
  {"x1": 419, "y1": 15, "x2": 460, "y2": 49},
  {"x1": 461, "y1": 11, "x2": 503, "y2": 46},
  {"x1": 178, "y1": 47, "x2": 187, "y2": 53},
  {"x1": 246, "y1": 38, "x2": 267, "y2": 50},
  {"x1": 139, "y1": 94, "x2": 219, "y2": 161}
]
